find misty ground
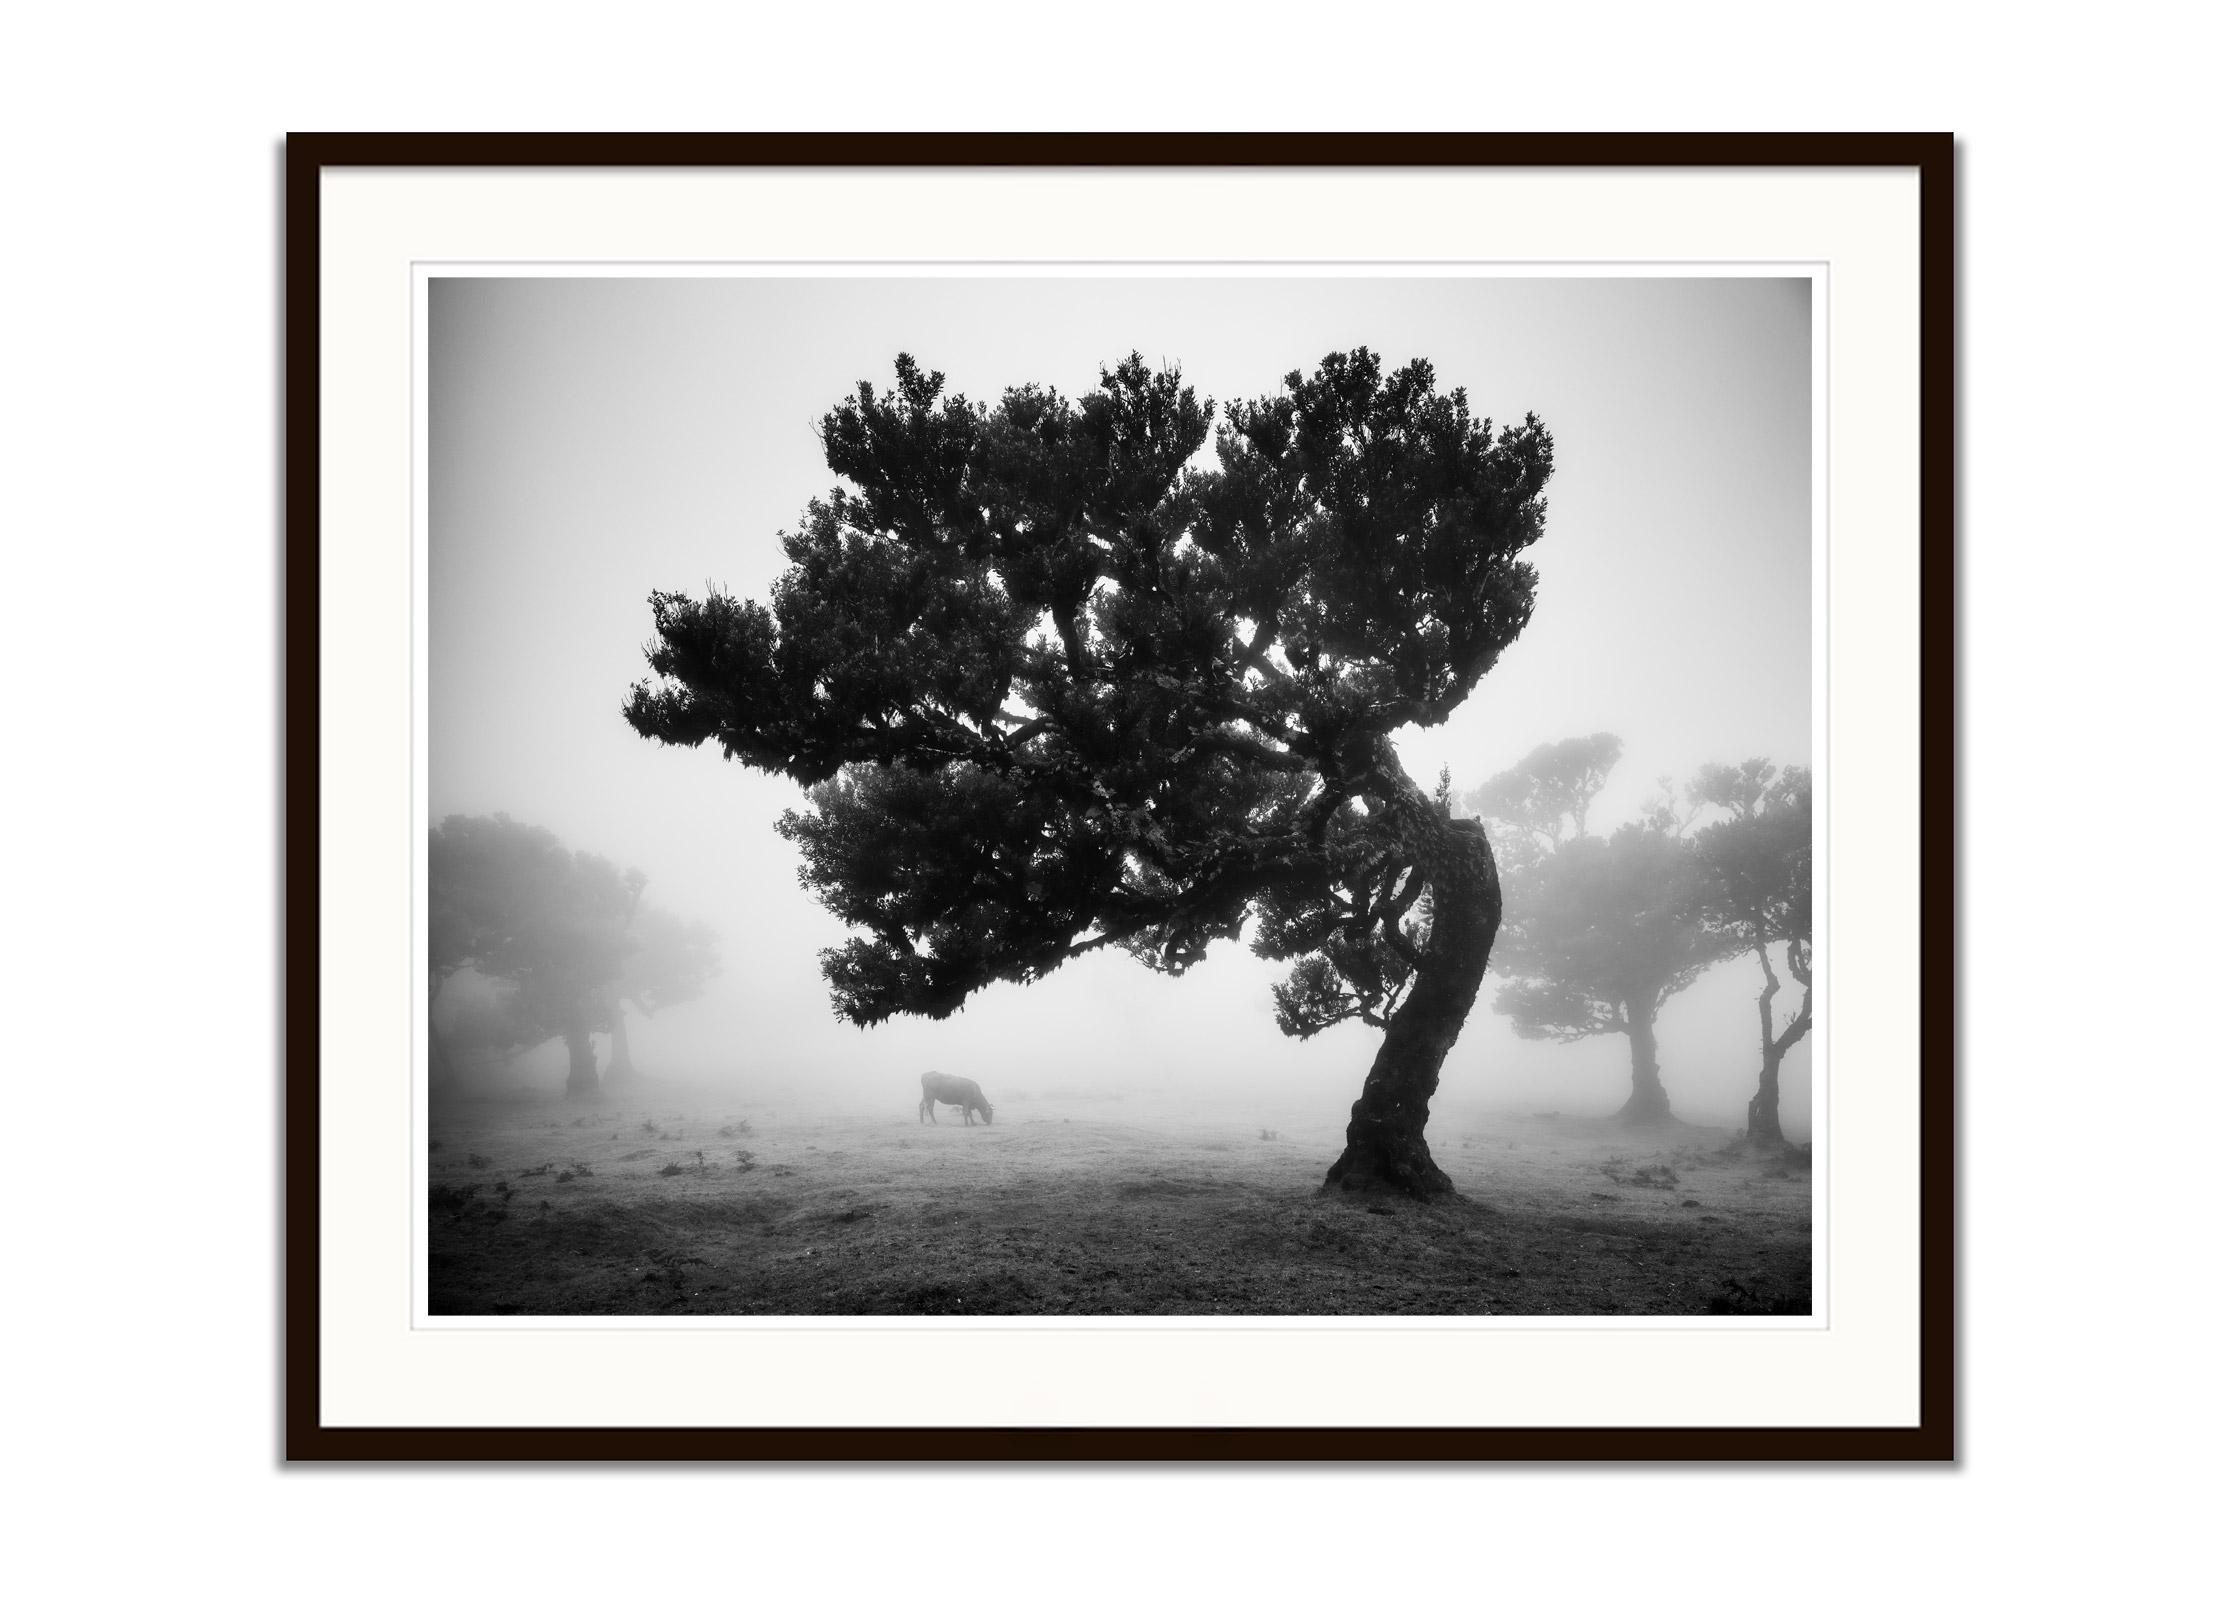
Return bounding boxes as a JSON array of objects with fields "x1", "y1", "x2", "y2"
[{"x1": 428, "y1": 1084, "x2": 1811, "y2": 1316}]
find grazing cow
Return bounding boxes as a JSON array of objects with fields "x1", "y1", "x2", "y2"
[{"x1": 919, "y1": 1071, "x2": 994, "y2": 1126}]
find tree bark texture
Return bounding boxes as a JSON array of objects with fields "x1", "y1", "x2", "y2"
[{"x1": 1323, "y1": 804, "x2": 1502, "y2": 1201}]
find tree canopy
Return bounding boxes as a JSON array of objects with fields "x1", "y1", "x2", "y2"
[
  {"x1": 1463, "y1": 732, "x2": 1623, "y2": 864},
  {"x1": 1692, "y1": 762, "x2": 1811, "y2": 938},
  {"x1": 626, "y1": 349, "x2": 1554, "y2": 1195},
  {"x1": 1490, "y1": 824, "x2": 1733, "y2": 1044}
]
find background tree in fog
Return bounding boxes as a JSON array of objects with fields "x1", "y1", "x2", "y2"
[
  {"x1": 1473, "y1": 737, "x2": 1736, "y2": 1122},
  {"x1": 427, "y1": 813, "x2": 716, "y2": 1096},
  {"x1": 1464, "y1": 731, "x2": 1622, "y2": 863},
  {"x1": 428, "y1": 812, "x2": 560, "y2": 1090},
  {"x1": 1691, "y1": 760, "x2": 1812, "y2": 1146},
  {"x1": 626, "y1": 349, "x2": 1553, "y2": 1198}
]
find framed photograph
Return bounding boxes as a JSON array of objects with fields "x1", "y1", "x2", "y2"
[{"x1": 287, "y1": 133, "x2": 1953, "y2": 1460}]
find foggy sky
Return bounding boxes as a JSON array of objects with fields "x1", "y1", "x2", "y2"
[{"x1": 428, "y1": 275, "x2": 1812, "y2": 1132}]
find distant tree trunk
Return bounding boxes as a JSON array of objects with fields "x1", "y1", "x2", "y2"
[
  {"x1": 562, "y1": 1020, "x2": 600, "y2": 1098},
  {"x1": 1745, "y1": 942, "x2": 1786, "y2": 1146},
  {"x1": 1616, "y1": 998, "x2": 1673, "y2": 1123},
  {"x1": 1324, "y1": 803, "x2": 1502, "y2": 1201},
  {"x1": 428, "y1": 969, "x2": 457, "y2": 1094},
  {"x1": 1745, "y1": 941, "x2": 1812, "y2": 1147},
  {"x1": 602, "y1": 997, "x2": 635, "y2": 1087}
]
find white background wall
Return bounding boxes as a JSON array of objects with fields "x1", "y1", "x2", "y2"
[{"x1": 6, "y1": 4, "x2": 2232, "y2": 1594}]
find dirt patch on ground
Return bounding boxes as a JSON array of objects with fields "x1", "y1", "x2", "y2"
[{"x1": 427, "y1": 1094, "x2": 1811, "y2": 1316}]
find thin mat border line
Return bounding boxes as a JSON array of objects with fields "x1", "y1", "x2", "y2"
[
  {"x1": 284, "y1": 132, "x2": 1954, "y2": 1462},
  {"x1": 404, "y1": 255, "x2": 1834, "y2": 1335}
]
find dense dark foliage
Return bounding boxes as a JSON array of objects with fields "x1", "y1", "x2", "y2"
[{"x1": 626, "y1": 350, "x2": 1554, "y2": 1195}]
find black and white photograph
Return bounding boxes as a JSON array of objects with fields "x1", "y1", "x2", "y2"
[{"x1": 422, "y1": 270, "x2": 1818, "y2": 1319}]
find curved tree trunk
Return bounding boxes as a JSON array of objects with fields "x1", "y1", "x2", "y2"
[
  {"x1": 1616, "y1": 1001, "x2": 1673, "y2": 1123},
  {"x1": 562, "y1": 1021, "x2": 600, "y2": 1098},
  {"x1": 1744, "y1": 941, "x2": 1812, "y2": 1147},
  {"x1": 1745, "y1": 942, "x2": 1787, "y2": 1146},
  {"x1": 1744, "y1": 1055, "x2": 1785, "y2": 1146},
  {"x1": 602, "y1": 997, "x2": 635, "y2": 1088},
  {"x1": 1323, "y1": 800, "x2": 1502, "y2": 1201}
]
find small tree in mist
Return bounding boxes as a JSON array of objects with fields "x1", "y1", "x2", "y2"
[
  {"x1": 1473, "y1": 737, "x2": 1736, "y2": 1122},
  {"x1": 1691, "y1": 760, "x2": 1812, "y2": 1146},
  {"x1": 427, "y1": 813, "x2": 716, "y2": 1096},
  {"x1": 625, "y1": 349, "x2": 1553, "y2": 1198}
]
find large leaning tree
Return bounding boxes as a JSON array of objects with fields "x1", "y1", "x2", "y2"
[
  {"x1": 625, "y1": 350, "x2": 1552, "y2": 1198},
  {"x1": 1691, "y1": 760, "x2": 1812, "y2": 1146},
  {"x1": 1473, "y1": 737, "x2": 1737, "y2": 1123}
]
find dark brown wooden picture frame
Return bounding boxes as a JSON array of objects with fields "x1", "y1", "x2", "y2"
[{"x1": 284, "y1": 132, "x2": 1955, "y2": 1463}]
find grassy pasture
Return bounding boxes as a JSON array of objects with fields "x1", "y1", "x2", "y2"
[{"x1": 428, "y1": 1086, "x2": 1812, "y2": 1316}]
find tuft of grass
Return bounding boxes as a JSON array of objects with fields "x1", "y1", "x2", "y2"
[
  {"x1": 466, "y1": 1153, "x2": 491, "y2": 1170},
  {"x1": 735, "y1": 1150, "x2": 757, "y2": 1171},
  {"x1": 518, "y1": 1163, "x2": 551, "y2": 1177},
  {"x1": 430, "y1": 1182, "x2": 479, "y2": 1215},
  {"x1": 657, "y1": 1162, "x2": 686, "y2": 1177},
  {"x1": 1603, "y1": 1158, "x2": 1679, "y2": 1189},
  {"x1": 1705, "y1": 1275, "x2": 1811, "y2": 1315}
]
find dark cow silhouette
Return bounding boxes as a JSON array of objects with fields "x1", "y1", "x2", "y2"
[{"x1": 919, "y1": 1071, "x2": 994, "y2": 1125}]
